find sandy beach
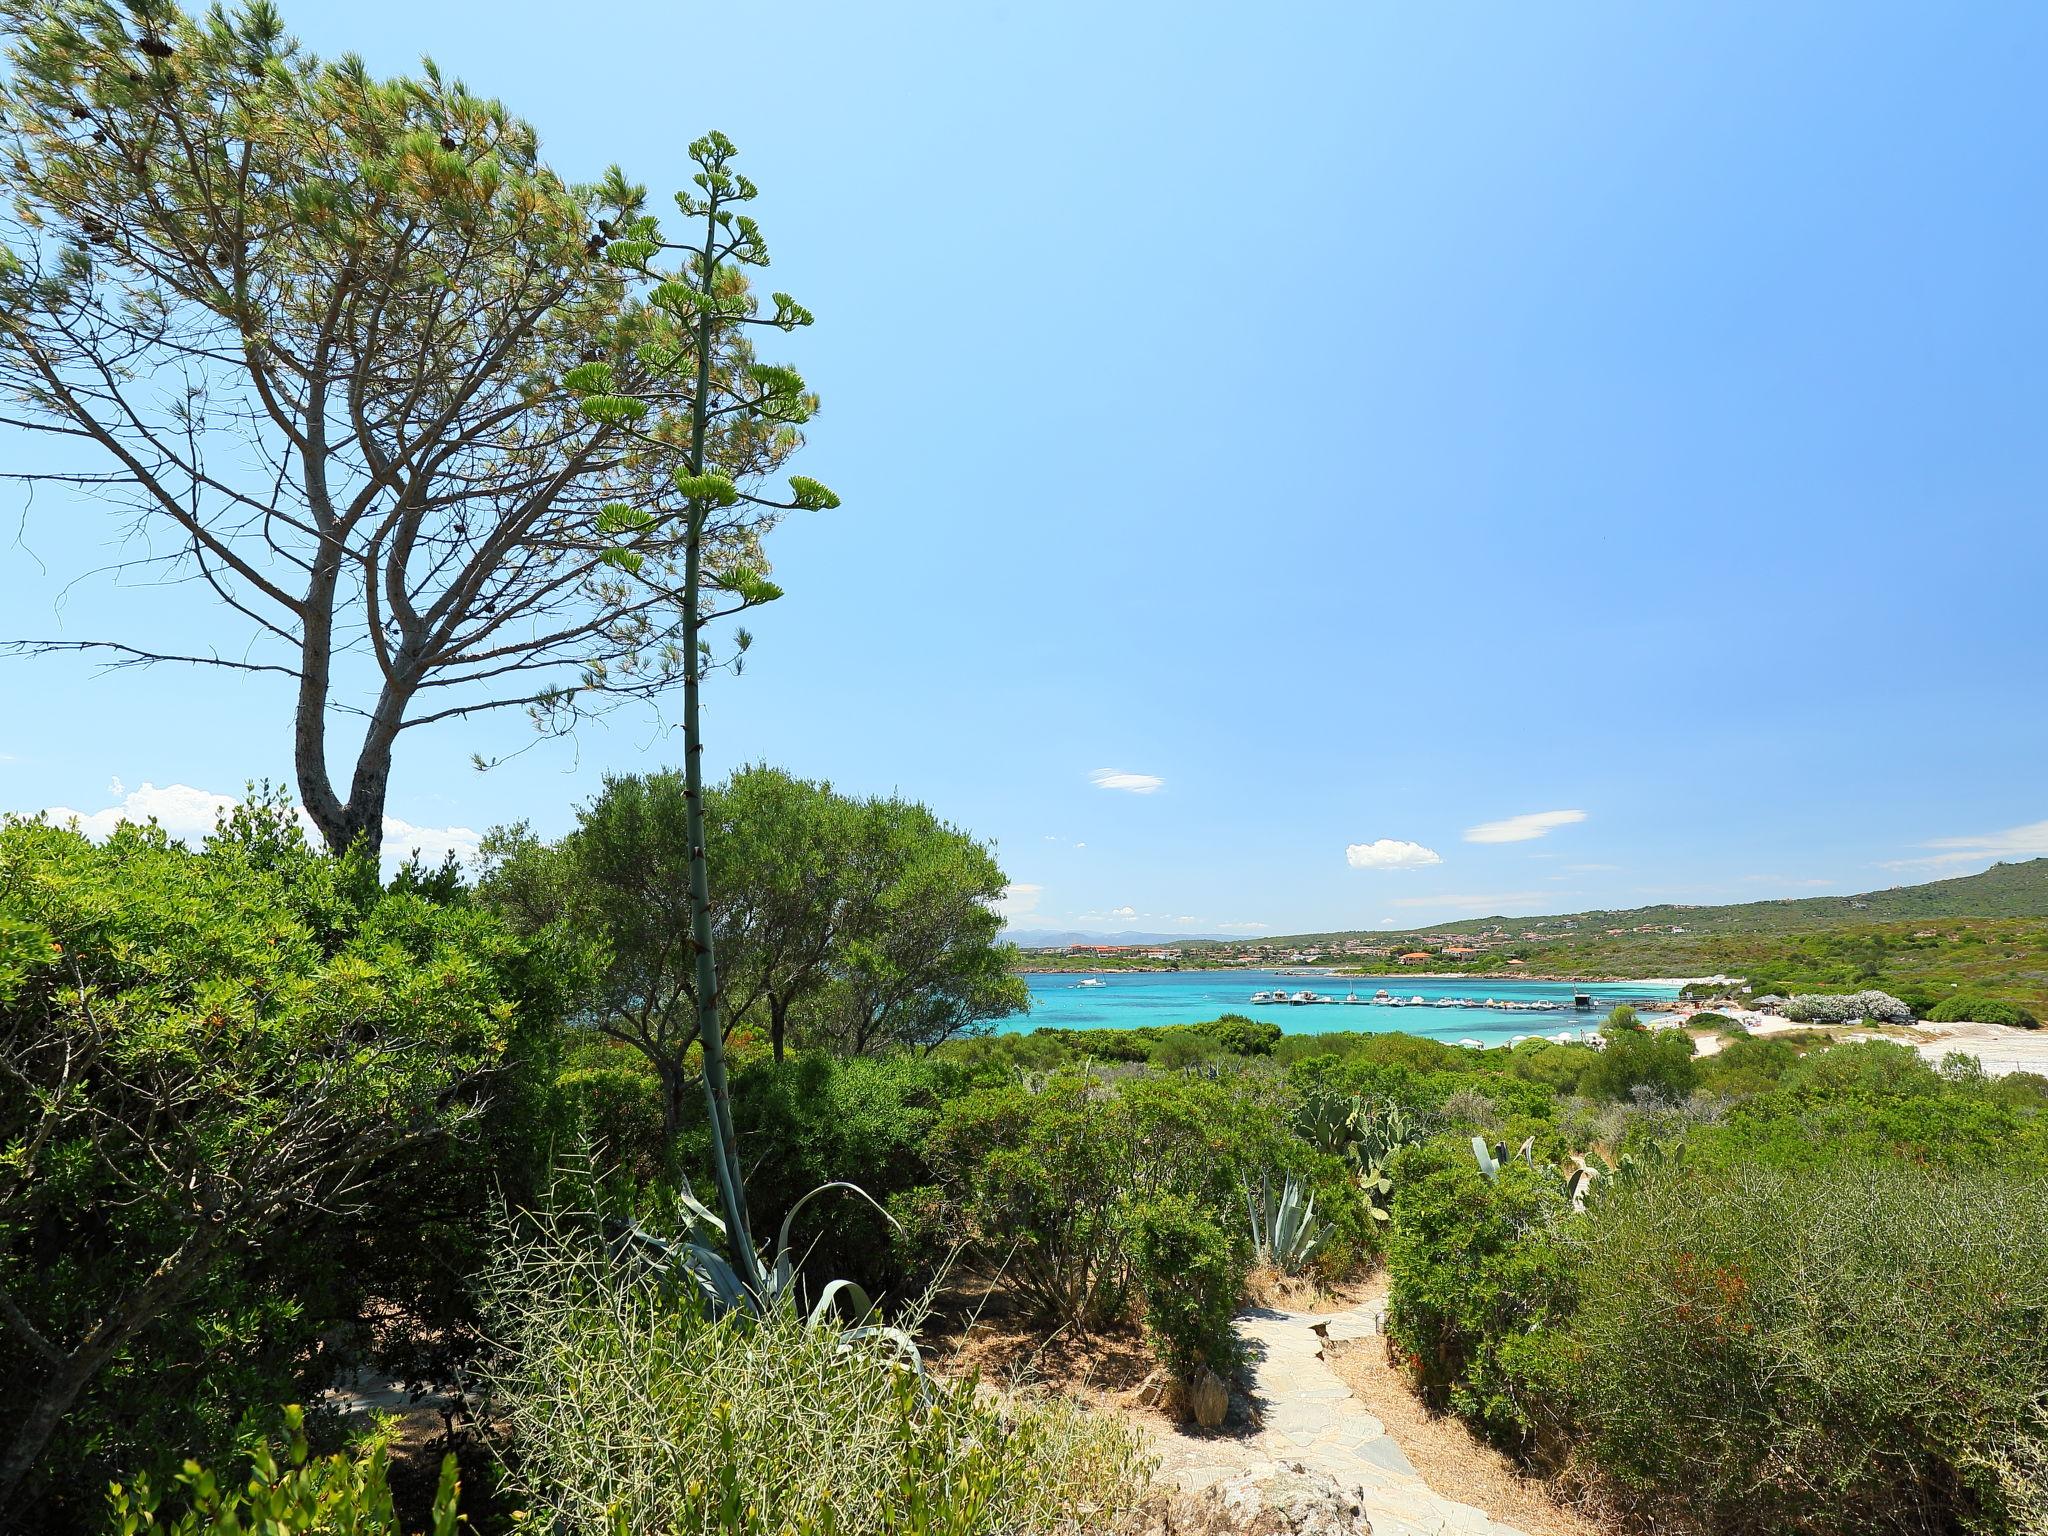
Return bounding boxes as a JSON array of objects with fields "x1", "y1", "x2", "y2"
[{"x1": 1656, "y1": 1004, "x2": 2048, "y2": 1078}]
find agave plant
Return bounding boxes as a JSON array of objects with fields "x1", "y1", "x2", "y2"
[
  {"x1": 1470, "y1": 1134, "x2": 1538, "y2": 1182},
  {"x1": 1244, "y1": 1171, "x2": 1329, "y2": 1273},
  {"x1": 614, "y1": 1181, "x2": 922, "y2": 1371}
]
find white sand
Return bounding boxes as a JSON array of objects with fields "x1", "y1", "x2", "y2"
[{"x1": 1661, "y1": 1006, "x2": 2048, "y2": 1077}]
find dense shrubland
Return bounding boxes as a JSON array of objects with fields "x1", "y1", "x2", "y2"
[
  {"x1": 0, "y1": 800, "x2": 571, "y2": 1521},
  {"x1": 1386, "y1": 1039, "x2": 2048, "y2": 1535},
  {"x1": 7, "y1": 792, "x2": 2046, "y2": 1534}
]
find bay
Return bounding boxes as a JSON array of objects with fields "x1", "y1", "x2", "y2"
[{"x1": 1007, "y1": 969, "x2": 1681, "y2": 1047}]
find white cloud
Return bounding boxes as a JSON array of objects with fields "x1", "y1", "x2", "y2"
[
  {"x1": 1345, "y1": 838, "x2": 1442, "y2": 870},
  {"x1": 1090, "y1": 769, "x2": 1163, "y2": 794},
  {"x1": 1391, "y1": 891, "x2": 1553, "y2": 913},
  {"x1": 993, "y1": 881, "x2": 1045, "y2": 919},
  {"x1": 1565, "y1": 862, "x2": 1618, "y2": 873},
  {"x1": 37, "y1": 780, "x2": 480, "y2": 872},
  {"x1": 1109, "y1": 904, "x2": 1137, "y2": 918},
  {"x1": 44, "y1": 780, "x2": 247, "y2": 843},
  {"x1": 1463, "y1": 809, "x2": 1587, "y2": 844},
  {"x1": 382, "y1": 812, "x2": 483, "y2": 870},
  {"x1": 1887, "y1": 818, "x2": 2048, "y2": 870},
  {"x1": 1214, "y1": 921, "x2": 1270, "y2": 932}
]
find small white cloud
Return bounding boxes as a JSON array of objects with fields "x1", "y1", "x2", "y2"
[
  {"x1": 994, "y1": 881, "x2": 1045, "y2": 919},
  {"x1": 1463, "y1": 809, "x2": 1587, "y2": 844},
  {"x1": 1565, "y1": 862, "x2": 1618, "y2": 873},
  {"x1": 1110, "y1": 904, "x2": 1137, "y2": 918},
  {"x1": 1090, "y1": 769, "x2": 1163, "y2": 795},
  {"x1": 1215, "y1": 921, "x2": 1270, "y2": 932},
  {"x1": 1074, "y1": 841, "x2": 1086, "y2": 850},
  {"x1": 1346, "y1": 838, "x2": 1442, "y2": 870}
]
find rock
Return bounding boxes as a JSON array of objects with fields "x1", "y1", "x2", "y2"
[
  {"x1": 1189, "y1": 1367, "x2": 1230, "y2": 1428},
  {"x1": 1144, "y1": 1463, "x2": 1371, "y2": 1535},
  {"x1": 1135, "y1": 1370, "x2": 1172, "y2": 1410}
]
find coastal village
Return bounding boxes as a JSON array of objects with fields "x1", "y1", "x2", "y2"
[{"x1": 1025, "y1": 920, "x2": 1692, "y2": 967}]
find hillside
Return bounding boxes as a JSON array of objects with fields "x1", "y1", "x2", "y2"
[{"x1": 1274, "y1": 859, "x2": 2048, "y2": 945}]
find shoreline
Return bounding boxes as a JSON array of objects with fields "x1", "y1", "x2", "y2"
[{"x1": 1015, "y1": 966, "x2": 1709, "y2": 987}]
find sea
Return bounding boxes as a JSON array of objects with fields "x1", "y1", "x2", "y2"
[{"x1": 1006, "y1": 970, "x2": 1681, "y2": 1048}]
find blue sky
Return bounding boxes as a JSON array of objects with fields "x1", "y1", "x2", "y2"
[{"x1": 4, "y1": 1, "x2": 2047, "y2": 934}]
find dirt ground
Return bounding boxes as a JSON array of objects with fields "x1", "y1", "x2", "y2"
[{"x1": 919, "y1": 1265, "x2": 1374, "y2": 1433}]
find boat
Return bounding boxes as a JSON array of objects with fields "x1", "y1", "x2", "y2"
[
  {"x1": 1249, "y1": 990, "x2": 1281, "y2": 1005},
  {"x1": 1077, "y1": 977, "x2": 1105, "y2": 988},
  {"x1": 1290, "y1": 990, "x2": 1318, "y2": 1005},
  {"x1": 1343, "y1": 992, "x2": 1364, "y2": 1004}
]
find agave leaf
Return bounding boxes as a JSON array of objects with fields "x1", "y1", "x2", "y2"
[
  {"x1": 838, "y1": 1323, "x2": 926, "y2": 1378},
  {"x1": 676, "y1": 1186, "x2": 727, "y2": 1238},
  {"x1": 776, "y1": 1180, "x2": 901, "y2": 1273},
  {"x1": 809, "y1": 1277, "x2": 874, "y2": 1328},
  {"x1": 1472, "y1": 1136, "x2": 1500, "y2": 1181}
]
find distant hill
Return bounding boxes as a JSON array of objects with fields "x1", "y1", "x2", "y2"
[
  {"x1": 1262, "y1": 860, "x2": 2048, "y2": 945},
  {"x1": 1004, "y1": 928, "x2": 1232, "y2": 947}
]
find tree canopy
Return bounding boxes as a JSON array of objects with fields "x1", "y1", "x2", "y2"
[
  {"x1": 480, "y1": 765, "x2": 1026, "y2": 1133},
  {"x1": 0, "y1": 3, "x2": 809, "y2": 855}
]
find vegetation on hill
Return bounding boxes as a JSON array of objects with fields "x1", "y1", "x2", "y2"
[{"x1": 1285, "y1": 859, "x2": 2048, "y2": 943}]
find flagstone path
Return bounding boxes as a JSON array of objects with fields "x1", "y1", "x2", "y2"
[{"x1": 1148, "y1": 1298, "x2": 1533, "y2": 1536}]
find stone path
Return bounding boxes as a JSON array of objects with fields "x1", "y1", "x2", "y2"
[{"x1": 1148, "y1": 1299, "x2": 1532, "y2": 1536}]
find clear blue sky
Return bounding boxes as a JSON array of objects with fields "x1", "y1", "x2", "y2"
[{"x1": 4, "y1": 1, "x2": 2046, "y2": 935}]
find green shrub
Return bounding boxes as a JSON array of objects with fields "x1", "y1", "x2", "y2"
[
  {"x1": 1023, "y1": 1015, "x2": 1281, "y2": 1065},
  {"x1": 560, "y1": 1060, "x2": 669, "y2": 1186},
  {"x1": 926, "y1": 1077, "x2": 1137, "y2": 1327},
  {"x1": 725, "y1": 1052, "x2": 964, "y2": 1297},
  {"x1": 1689, "y1": 1011, "x2": 1740, "y2": 1033},
  {"x1": 1577, "y1": 1027, "x2": 1698, "y2": 1103},
  {"x1": 1926, "y1": 994, "x2": 2040, "y2": 1028},
  {"x1": 476, "y1": 1212, "x2": 1153, "y2": 1535},
  {"x1": 927, "y1": 1070, "x2": 1289, "y2": 1326},
  {"x1": 1126, "y1": 1194, "x2": 1243, "y2": 1382},
  {"x1": 1551, "y1": 1160, "x2": 2048, "y2": 1535},
  {"x1": 104, "y1": 1407, "x2": 458, "y2": 1535},
  {"x1": 1695, "y1": 1033, "x2": 1803, "y2": 1097},
  {"x1": 1384, "y1": 1139, "x2": 1572, "y2": 1450},
  {"x1": 0, "y1": 809, "x2": 559, "y2": 1519}
]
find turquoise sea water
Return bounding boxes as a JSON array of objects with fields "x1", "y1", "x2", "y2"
[{"x1": 1007, "y1": 970, "x2": 1681, "y2": 1048}]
